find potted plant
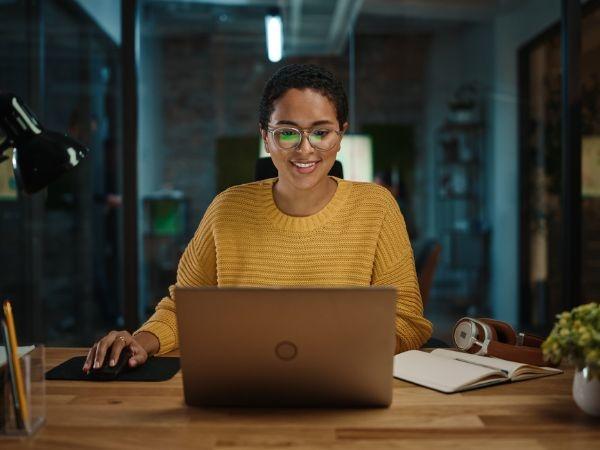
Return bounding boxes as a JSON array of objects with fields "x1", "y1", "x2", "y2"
[{"x1": 542, "y1": 302, "x2": 600, "y2": 416}]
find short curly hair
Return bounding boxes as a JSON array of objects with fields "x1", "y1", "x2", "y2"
[{"x1": 258, "y1": 64, "x2": 348, "y2": 131}]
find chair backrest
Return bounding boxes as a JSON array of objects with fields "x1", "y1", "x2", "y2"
[
  {"x1": 415, "y1": 240, "x2": 442, "y2": 309},
  {"x1": 254, "y1": 157, "x2": 344, "y2": 181}
]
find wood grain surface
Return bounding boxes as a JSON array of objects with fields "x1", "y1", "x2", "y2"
[{"x1": 1, "y1": 347, "x2": 598, "y2": 449}]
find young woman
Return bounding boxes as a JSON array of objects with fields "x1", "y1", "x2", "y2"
[{"x1": 83, "y1": 64, "x2": 432, "y2": 372}]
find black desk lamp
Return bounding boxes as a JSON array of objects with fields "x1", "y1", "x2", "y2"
[
  {"x1": 0, "y1": 92, "x2": 89, "y2": 434},
  {"x1": 0, "y1": 92, "x2": 88, "y2": 194}
]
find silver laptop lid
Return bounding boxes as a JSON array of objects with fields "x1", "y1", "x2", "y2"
[{"x1": 175, "y1": 287, "x2": 396, "y2": 407}]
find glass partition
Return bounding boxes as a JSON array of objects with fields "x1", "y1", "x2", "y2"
[
  {"x1": 136, "y1": 0, "x2": 565, "y2": 343},
  {"x1": 519, "y1": 0, "x2": 599, "y2": 331},
  {"x1": 1, "y1": 0, "x2": 586, "y2": 346},
  {"x1": 0, "y1": 0, "x2": 123, "y2": 345}
]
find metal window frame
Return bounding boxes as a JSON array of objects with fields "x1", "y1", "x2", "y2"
[
  {"x1": 517, "y1": 0, "x2": 599, "y2": 330},
  {"x1": 121, "y1": 0, "x2": 139, "y2": 331}
]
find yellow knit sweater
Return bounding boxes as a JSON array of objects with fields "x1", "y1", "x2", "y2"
[{"x1": 135, "y1": 176, "x2": 432, "y2": 354}]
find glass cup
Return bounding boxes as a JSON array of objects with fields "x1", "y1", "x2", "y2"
[{"x1": 1, "y1": 345, "x2": 46, "y2": 437}]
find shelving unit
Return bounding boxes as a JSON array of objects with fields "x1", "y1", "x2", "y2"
[{"x1": 434, "y1": 121, "x2": 490, "y2": 315}]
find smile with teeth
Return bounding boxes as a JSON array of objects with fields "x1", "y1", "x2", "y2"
[{"x1": 292, "y1": 161, "x2": 318, "y2": 168}]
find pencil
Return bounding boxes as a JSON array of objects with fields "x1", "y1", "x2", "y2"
[
  {"x1": 1, "y1": 319, "x2": 24, "y2": 429},
  {"x1": 2, "y1": 300, "x2": 29, "y2": 428}
]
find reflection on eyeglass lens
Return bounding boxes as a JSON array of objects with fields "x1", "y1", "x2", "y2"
[{"x1": 273, "y1": 128, "x2": 339, "y2": 150}]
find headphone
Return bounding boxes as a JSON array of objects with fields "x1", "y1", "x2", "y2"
[{"x1": 452, "y1": 317, "x2": 554, "y2": 367}]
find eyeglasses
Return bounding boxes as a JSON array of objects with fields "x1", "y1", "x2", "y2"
[{"x1": 267, "y1": 126, "x2": 344, "y2": 151}]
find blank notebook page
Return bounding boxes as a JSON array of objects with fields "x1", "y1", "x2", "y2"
[{"x1": 393, "y1": 350, "x2": 505, "y2": 393}]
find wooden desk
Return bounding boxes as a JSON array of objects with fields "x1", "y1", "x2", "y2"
[{"x1": 3, "y1": 347, "x2": 599, "y2": 449}]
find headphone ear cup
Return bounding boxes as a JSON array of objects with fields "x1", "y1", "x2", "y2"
[
  {"x1": 480, "y1": 318, "x2": 515, "y2": 344},
  {"x1": 477, "y1": 320, "x2": 497, "y2": 341},
  {"x1": 464, "y1": 320, "x2": 496, "y2": 355}
]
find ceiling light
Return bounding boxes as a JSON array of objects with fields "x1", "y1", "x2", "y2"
[{"x1": 265, "y1": 8, "x2": 283, "y2": 63}]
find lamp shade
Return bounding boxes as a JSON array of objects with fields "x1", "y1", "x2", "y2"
[{"x1": 0, "y1": 93, "x2": 89, "y2": 194}]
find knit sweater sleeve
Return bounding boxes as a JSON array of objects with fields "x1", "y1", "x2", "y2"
[
  {"x1": 134, "y1": 199, "x2": 218, "y2": 354},
  {"x1": 371, "y1": 190, "x2": 433, "y2": 353}
]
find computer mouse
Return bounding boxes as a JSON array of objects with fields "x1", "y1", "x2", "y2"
[{"x1": 87, "y1": 348, "x2": 133, "y2": 381}]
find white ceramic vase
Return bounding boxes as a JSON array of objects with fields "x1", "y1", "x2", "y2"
[{"x1": 572, "y1": 367, "x2": 600, "y2": 417}]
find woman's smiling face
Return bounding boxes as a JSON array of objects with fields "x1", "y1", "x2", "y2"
[{"x1": 261, "y1": 88, "x2": 347, "y2": 191}]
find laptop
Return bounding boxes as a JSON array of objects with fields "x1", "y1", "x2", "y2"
[{"x1": 175, "y1": 286, "x2": 396, "y2": 408}]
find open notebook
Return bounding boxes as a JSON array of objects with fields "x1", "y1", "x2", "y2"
[{"x1": 393, "y1": 349, "x2": 562, "y2": 393}]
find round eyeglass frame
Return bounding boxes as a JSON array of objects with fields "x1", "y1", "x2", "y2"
[{"x1": 266, "y1": 126, "x2": 344, "y2": 151}]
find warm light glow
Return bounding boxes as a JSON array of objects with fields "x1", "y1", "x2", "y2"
[
  {"x1": 265, "y1": 13, "x2": 283, "y2": 63},
  {"x1": 337, "y1": 134, "x2": 373, "y2": 182}
]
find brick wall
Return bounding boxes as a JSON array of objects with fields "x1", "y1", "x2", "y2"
[{"x1": 158, "y1": 32, "x2": 431, "y2": 226}]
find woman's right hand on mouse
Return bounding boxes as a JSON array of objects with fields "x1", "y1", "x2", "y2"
[{"x1": 82, "y1": 330, "x2": 159, "y2": 373}]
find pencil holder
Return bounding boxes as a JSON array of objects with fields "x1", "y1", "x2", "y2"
[{"x1": 0, "y1": 345, "x2": 45, "y2": 437}]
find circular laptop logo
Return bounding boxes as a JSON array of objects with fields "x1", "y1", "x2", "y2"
[{"x1": 275, "y1": 341, "x2": 298, "y2": 361}]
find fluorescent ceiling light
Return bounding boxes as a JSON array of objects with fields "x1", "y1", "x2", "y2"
[{"x1": 265, "y1": 11, "x2": 283, "y2": 63}]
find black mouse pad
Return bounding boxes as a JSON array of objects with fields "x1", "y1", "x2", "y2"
[{"x1": 45, "y1": 356, "x2": 180, "y2": 382}]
